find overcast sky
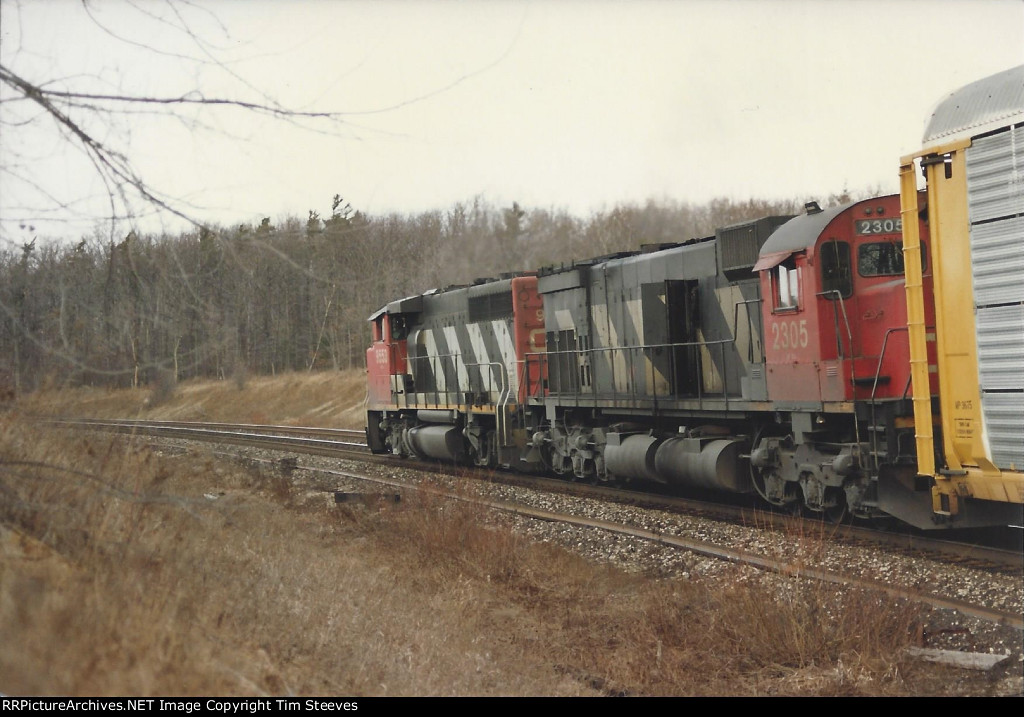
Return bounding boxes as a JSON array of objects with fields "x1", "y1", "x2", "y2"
[{"x1": 1, "y1": 0, "x2": 1022, "y2": 243}]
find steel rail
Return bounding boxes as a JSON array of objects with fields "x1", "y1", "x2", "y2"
[{"x1": 48, "y1": 417, "x2": 365, "y2": 439}]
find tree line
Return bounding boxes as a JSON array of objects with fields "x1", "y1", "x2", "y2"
[{"x1": 2, "y1": 192, "x2": 859, "y2": 394}]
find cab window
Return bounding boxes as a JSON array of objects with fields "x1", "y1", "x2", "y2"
[
  {"x1": 858, "y1": 241, "x2": 927, "y2": 277},
  {"x1": 773, "y1": 259, "x2": 801, "y2": 311}
]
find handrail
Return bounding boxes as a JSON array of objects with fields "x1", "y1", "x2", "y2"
[
  {"x1": 525, "y1": 337, "x2": 735, "y2": 404},
  {"x1": 416, "y1": 333, "x2": 741, "y2": 408},
  {"x1": 865, "y1": 327, "x2": 909, "y2": 471},
  {"x1": 870, "y1": 327, "x2": 907, "y2": 403},
  {"x1": 465, "y1": 360, "x2": 510, "y2": 462},
  {"x1": 409, "y1": 351, "x2": 510, "y2": 407}
]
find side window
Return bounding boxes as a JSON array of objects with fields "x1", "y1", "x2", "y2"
[
  {"x1": 774, "y1": 259, "x2": 801, "y2": 311},
  {"x1": 858, "y1": 241, "x2": 927, "y2": 277},
  {"x1": 820, "y1": 240, "x2": 852, "y2": 299},
  {"x1": 391, "y1": 315, "x2": 408, "y2": 340}
]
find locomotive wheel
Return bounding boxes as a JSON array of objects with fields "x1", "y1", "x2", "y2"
[
  {"x1": 750, "y1": 467, "x2": 775, "y2": 504},
  {"x1": 796, "y1": 489, "x2": 847, "y2": 524},
  {"x1": 825, "y1": 503, "x2": 848, "y2": 524},
  {"x1": 823, "y1": 489, "x2": 848, "y2": 525},
  {"x1": 749, "y1": 424, "x2": 796, "y2": 508},
  {"x1": 748, "y1": 425, "x2": 771, "y2": 501}
]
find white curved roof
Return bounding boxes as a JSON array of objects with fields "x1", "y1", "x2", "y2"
[{"x1": 923, "y1": 65, "x2": 1024, "y2": 148}]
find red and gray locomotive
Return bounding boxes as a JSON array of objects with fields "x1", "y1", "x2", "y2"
[{"x1": 367, "y1": 193, "x2": 982, "y2": 528}]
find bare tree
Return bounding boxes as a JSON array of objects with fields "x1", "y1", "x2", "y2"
[
  {"x1": 0, "y1": 1, "x2": 355, "y2": 244},
  {"x1": 0, "y1": 1, "x2": 363, "y2": 391}
]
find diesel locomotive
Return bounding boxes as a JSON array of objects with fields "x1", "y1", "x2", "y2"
[{"x1": 366, "y1": 66, "x2": 1024, "y2": 530}]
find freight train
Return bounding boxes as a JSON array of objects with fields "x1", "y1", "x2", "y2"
[{"x1": 366, "y1": 66, "x2": 1024, "y2": 530}]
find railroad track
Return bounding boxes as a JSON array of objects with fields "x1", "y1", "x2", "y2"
[
  {"x1": 48, "y1": 417, "x2": 368, "y2": 453},
  {"x1": 248, "y1": 452, "x2": 1024, "y2": 633},
  {"x1": 48, "y1": 416, "x2": 1023, "y2": 632}
]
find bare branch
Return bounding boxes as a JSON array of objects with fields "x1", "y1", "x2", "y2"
[{"x1": 24, "y1": 84, "x2": 346, "y2": 120}]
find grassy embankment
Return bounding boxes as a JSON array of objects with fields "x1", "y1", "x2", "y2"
[{"x1": 0, "y1": 371, "x2": 945, "y2": 695}]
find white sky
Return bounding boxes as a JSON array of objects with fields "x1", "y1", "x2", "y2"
[{"x1": 1, "y1": 0, "x2": 1023, "y2": 242}]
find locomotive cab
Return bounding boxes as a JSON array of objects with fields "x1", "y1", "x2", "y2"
[
  {"x1": 756, "y1": 194, "x2": 934, "y2": 405},
  {"x1": 748, "y1": 194, "x2": 938, "y2": 522},
  {"x1": 366, "y1": 297, "x2": 423, "y2": 406},
  {"x1": 367, "y1": 311, "x2": 407, "y2": 404},
  {"x1": 365, "y1": 295, "x2": 422, "y2": 452}
]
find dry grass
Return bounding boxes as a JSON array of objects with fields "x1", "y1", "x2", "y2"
[
  {"x1": 0, "y1": 372, "x2": 968, "y2": 695},
  {"x1": 368, "y1": 484, "x2": 927, "y2": 696},
  {"x1": 0, "y1": 418, "x2": 553, "y2": 695},
  {"x1": 20, "y1": 370, "x2": 369, "y2": 429}
]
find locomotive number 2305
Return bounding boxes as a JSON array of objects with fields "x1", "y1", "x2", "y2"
[
  {"x1": 855, "y1": 218, "x2": 903, "y2": 235},
  {"x1": 771, "y1": 319, "x2": 809, "y2": 350}
]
